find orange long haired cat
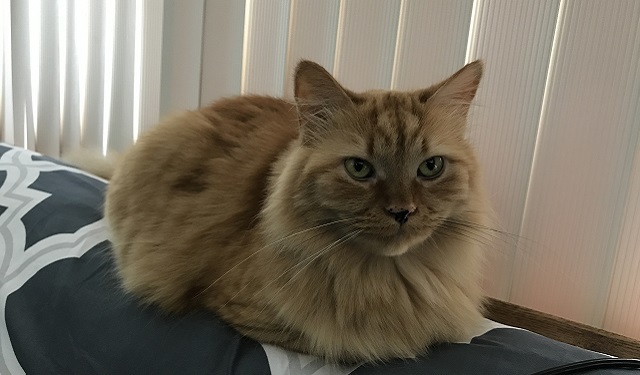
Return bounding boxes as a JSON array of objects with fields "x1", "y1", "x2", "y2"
[{"x1": 104, "y1": 60, "x2": 490, "y2": 363}]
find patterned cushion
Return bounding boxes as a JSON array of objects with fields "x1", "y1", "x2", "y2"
[{"x1": 0, "y1": 143, "x2": 612, "y2": 374}]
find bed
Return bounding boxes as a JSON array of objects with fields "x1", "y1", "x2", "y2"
[{"x1": 1, "y1": 143, "x2": 638, "y2": 374}]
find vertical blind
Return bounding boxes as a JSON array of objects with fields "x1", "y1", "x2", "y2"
[{"x1": 1, "y1": 0, "x2": 639, "y2": 339}]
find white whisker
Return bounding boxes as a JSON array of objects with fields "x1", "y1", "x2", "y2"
[
  {"x1": 240, "y1": 229, "x2": 363, "y2": 338},
  {"x1": 195, "y1": 218, "x2": 356, "y2": 297}
]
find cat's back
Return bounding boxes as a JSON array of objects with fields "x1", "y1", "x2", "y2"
[
  {"x1": 199, "y1": 95, "x2": 299, "y2": 160},
  {"x1": 105, "y1": 96, "x2": 299, "y2": 310},
  {"x1": 148, "y1": 95, "x2": 298, "y2": 166},
  {"x1": 108, "y1": 95, "x2": 298, "y2": 222},
  {"x1": 111, "y1": 95, "x2": 297, "y2": 193}
]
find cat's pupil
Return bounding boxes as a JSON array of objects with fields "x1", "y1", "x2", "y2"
[
  {"x1": 426, "y1": 160, "x2": 436, "y2": 170},
  {"x1": 354, "y1": 160, "x2": 364, "y2": 171}
]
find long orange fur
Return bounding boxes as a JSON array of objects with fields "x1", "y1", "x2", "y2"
[{"x1": 103, "y1": 60, "x2": 490, "y2": 363}]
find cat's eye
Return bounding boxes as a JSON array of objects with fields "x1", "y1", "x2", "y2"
[
  {"x1": 418, "y1": 156, "x2": 445, "y2": 179},
  {"x1": 344, "y1": 158, "x2": 375, "y2": 180}
]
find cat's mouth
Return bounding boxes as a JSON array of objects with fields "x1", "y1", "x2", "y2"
[
  {"x1": 378, "y1": 222, "x2": 421, "y2": 238},
  {"x1": 355, "y1": 225, "x2": 433, "y2": 257}
]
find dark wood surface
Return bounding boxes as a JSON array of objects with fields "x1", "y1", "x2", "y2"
[{"x1": 484, "y1": 297, "x2": 640, "y2": 359}]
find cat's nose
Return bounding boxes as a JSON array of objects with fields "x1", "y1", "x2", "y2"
[{"x1": 386, "y1": 206, "x2": 416, "y2": 225}]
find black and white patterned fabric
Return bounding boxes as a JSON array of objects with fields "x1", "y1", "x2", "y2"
[{"x1": 0, "y1": 143, "x2": 622, "y2": 374}]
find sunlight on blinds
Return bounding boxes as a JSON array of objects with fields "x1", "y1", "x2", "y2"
[
  {"x1": 1, "y1": 0, "x2": 13, "y2": 143},
  {"x1": 0, "y1": 0, "x2": 162, "y2": 156},
  {"x1": 28, "y1": 0, "x2": 40, "y2": 145},
  {"x1": 100, "y1": 1, "x2": 116, "y2": 155},
  {"x1": 132, "y1": 0, "x2": 144, "y2": 143}
]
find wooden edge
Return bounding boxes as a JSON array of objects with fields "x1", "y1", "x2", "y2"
[{"x1": 483, "y1": 297, "x2": 640, "y2": 359}]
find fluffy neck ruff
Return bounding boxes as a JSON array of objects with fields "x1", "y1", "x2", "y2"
[{"x1": 254, "y1": 141, "x2": 487, "y2": 362}]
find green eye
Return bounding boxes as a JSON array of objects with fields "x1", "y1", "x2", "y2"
[
  {"x1": 418, "y1": 156, "x2": 445, "y2": 179},
  {"x1": 344, "y1": 158, "x2": 375, "y2": 180}
]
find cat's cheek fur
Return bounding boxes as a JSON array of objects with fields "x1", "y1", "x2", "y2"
[{"x1": 316, "y1": 177, "x2": 373, "y2": 213}]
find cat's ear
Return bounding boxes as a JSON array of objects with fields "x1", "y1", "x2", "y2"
[
  {"x1": 294, "y1": 61, "x2": 353, "y2": 143},
  {"x1": 419, "y1": 60, "x2": 483, "y2": 115},
  {"x1": 294, "y1": 60, "x2": 352, "y2": 108}
]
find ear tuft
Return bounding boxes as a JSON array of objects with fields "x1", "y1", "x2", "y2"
[
  {"x1": 426, "y1": 60, "x2": 483, "y2": 107},
  {"x1": 293, "y1": 60, "x2": 353, "y2": 145},
  {"x1": 294, "y1": 60, "x2": 352, "y2": 108}
]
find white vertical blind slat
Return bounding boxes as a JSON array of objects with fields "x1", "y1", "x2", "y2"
[
  {"x1": 36, "y1": 0, "x2": 61, "y2": 156},
  {"x1": 136, "y1": 0, "x2": 163, "y2": 135},
  {"x1": 605, "y1": 136, "x2": 640, "y2": 338},
  {"x1": 107, "y1": 0, "x2": 136, "y2": 152},
  {"x1": 81, "y1": 0, "x2": 106, "y2": 150},
  {"x1": 0, "y1": 2, "x2": 4, "y2": 140},
  {"x1": 600, "y1": 2, "x2": 640, "y2": 337},
  {"x1": 10, "y1": 0, "x2": 36, "y2": 149},
  {"x1": 0, "y1": 0, "x2": 14, "y2": 144},
  {"x1": 160, "y1": 0, "x2": 204, "y2": 116},
  {"x1": 61, "y1": 0, "x2": 82, "y2": 154},
  {"x1": 511, "y1": 0, "x2": 640, "y2": 326},
  {"x1": 333, "y1": 0, "x2": 401, "y2": 91},
  {"x1": 283, "y1": 0, "x2": 340, "y2": 98},
  {"x1": 199, "y1": 0, "x2": 246, "y2": 105},
  {"x1": 464, "y1": 0, "x2": 561, "y2": 300},
  {"x1": 391, "y1": 0, "x2": 473, "y2": 90},
  {"x1": 241, "y1": 0, "x2": 291, "y2": 96}
]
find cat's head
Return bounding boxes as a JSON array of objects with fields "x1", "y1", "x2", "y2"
[{"x1": 269, "y1": 60, "x2": 486, "y2": 257}]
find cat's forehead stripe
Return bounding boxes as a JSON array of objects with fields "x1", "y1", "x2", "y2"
[{"x1": 358, "y1": 93, "x2": 425, "y2": 157}]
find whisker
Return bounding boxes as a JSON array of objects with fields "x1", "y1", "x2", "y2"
[
  {"x1": 440, "y1": 218, "x2": 545, "y2": 258},
  {"x1": 437, "y1": 217, "x2": 592, "y2": 292},
  {"x1": 240, "y1": 229, "x2": 363, "y2": 338},
  {"x1": 223, "y1": 229, "x2": 361, "y2": 312},
  {"x1": 439, "y1": 224, "x2": 499, "y2": 249},
  {"x1": 445, "y1": 218, "x2": 526, "y2": 241},
  {"x1": 444, "y1": 216, "x2": 544, "y2": 246},
  {"x1": 283, "y1": 229, "x2": 363, "y2": 297},
  {"x1": 195, "y1": 218, "x2": 358, "y2": 297},
  {"x1": 444, "y1": 224, "x2": 512, "y2": 246},
  {"x1": 214, "y1": 228, "x2": 331, "y2": 311}
]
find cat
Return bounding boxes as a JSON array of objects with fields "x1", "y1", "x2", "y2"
[{"x1": 101, "y1": 59, "x2": 490, "y2": 363}]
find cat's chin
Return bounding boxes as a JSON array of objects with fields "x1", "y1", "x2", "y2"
[
  {"x1": 357, "y1": 231, "x2": 431, "y2": 257},
  {"x1": 379, "y1": 245, "x2": 411, "y2": 257},
  {"x1": 379, "y1": 237, "x2": 425, "y2": 257}
]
